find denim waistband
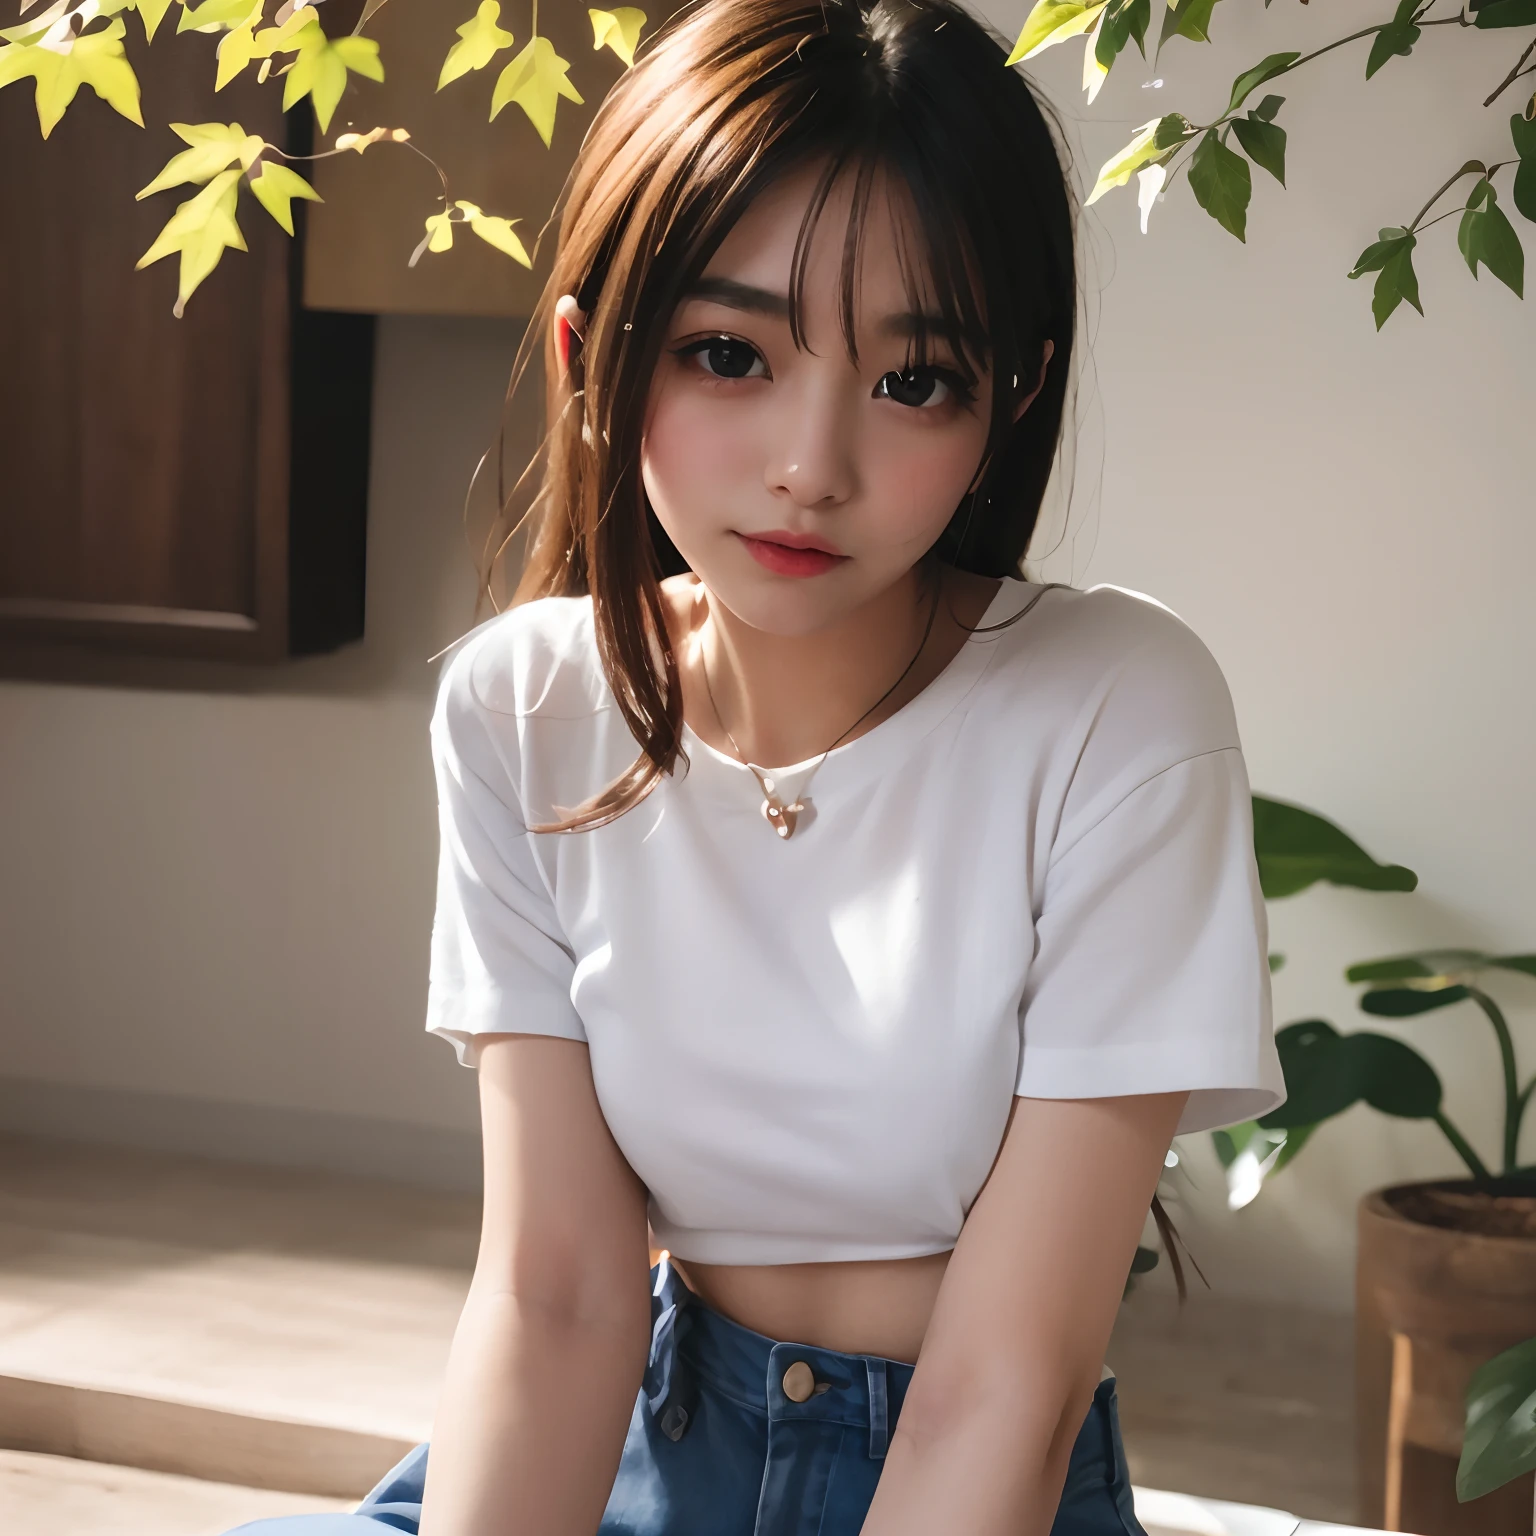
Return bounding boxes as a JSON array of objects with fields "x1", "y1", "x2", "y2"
[{"x1": 645, "y1": 1255, "x2": 915, "y2": 1461}]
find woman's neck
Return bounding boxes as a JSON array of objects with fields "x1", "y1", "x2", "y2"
[{"x1": 668, "y1": 566, "x2": 1002, "y2": 769}]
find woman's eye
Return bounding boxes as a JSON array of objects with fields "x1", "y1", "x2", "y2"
[
  {"x1": 679, "y1": 336, "x2": 767, "y2": 381},
  {"x1": 875, "y1": 367, "x2": 964, "y2": 409}
]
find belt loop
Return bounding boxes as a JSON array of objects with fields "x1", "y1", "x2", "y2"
[{"x1": 866, "y1": 1358, "x2": 889, "y2": 1460}]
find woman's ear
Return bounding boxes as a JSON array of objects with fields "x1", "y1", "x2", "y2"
[
  {"x1": 554, "y1": 293, "x2": 587, "y2": 379},
  {"x1": 1011, "y1": 338, "x2": 1056, "y2": 423}
]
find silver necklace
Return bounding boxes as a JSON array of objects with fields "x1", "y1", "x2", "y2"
[{"x1": 698, "y1": 586, "x2": 941, "y2": 840}]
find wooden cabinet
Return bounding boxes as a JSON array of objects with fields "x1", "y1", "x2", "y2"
[{"x1": 0, "y1": 28, "x2": 373, "y2": 663}]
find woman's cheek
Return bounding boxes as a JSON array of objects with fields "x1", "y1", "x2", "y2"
[
  {"x1": 641, "y1": 383, "x2": 750, "y2": 539},
  {"x1": 865, "y1": 418, "x2": 987, "y2": 547}
]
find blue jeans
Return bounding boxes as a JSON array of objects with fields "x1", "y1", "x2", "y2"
[{"x1": 228, "y1": 1255, "x2": 1146, "y2": 1535}]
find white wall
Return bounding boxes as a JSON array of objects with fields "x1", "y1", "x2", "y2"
[{"x1": 1, "y1": 9, "x2": 1531, "y2": 1307}]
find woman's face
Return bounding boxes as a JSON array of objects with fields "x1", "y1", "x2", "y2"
[{"x1": 639, "y1": 162, "x2": 1034, "y2": 638}]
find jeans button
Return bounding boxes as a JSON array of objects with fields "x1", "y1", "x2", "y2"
[{"x1": 782, "y1": 1361, "x2": 816, "y2": 1402}]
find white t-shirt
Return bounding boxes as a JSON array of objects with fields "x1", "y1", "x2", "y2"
[{"x1": 425, "y1": 577, "x2": 1285, "y2": 1265}]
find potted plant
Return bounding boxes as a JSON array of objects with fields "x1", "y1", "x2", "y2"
[{"x1": 1211, "y1": 804, "x2": 1536, "y2": 1536}]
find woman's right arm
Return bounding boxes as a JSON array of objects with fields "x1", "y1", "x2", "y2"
[{"x1": 418, "y1": 1031, "x2": 653, "y2": 1536}]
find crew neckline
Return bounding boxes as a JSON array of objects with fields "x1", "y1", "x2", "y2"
[{"x1": 679, "y1": 576, "x2": 1042, "y2": 786}]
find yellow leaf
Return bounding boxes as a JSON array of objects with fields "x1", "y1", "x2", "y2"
[
  {"x1": 1085, "y1": 117, "x2": 1163, "y2": 205},
  {"x1": 1005, "y1": 0, "x2": 1103, "y2": 65},
  {"x1": 134, "y1": 0, "x2": 176, "y2": 41},
  {"x1": 135, "y1": 121, "x2": 264, "y2": 197},
  {"x1": 409, "y1": 209, "x2": 456, "y2": 267},
  {"x1": 334, "y1": 124, "x2": 410, "y2": 152},
  {"x1": 178, "y1": 0, "x2": 262, "y2": 33},
  {"x1": 438, "y1": 0, "x2": 514, "y2": 89},
  {"x1": 461, "y1": 202, "x2": 531, "y2": 266},
  {"x1": 271, "y1": 19, "x2": 382, "y2": 132},
  {"x1": 249, "y1": 159, "x2": 320, "y2": 233},
  {"x1": 135, "y1": 166, "x2": 247, "y2": 317},
  {"x1": 0, "y1": 0, "x2": 70, "y2": 47},
  {"x1": 215, "y1": 22, "x2": 262, "y2": 88},
  {"x1": 0, "y1": 17, "x2": 143, "y2": 138},
  {"x1": 588, "y1": 6, "x2": 644, "y2": 67},
  {"x1": 490, "y1": 35, "x2": 583, "y2": 146}
]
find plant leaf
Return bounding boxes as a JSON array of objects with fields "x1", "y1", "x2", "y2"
[
  {"x1": 409, "y1": 208, "x2": 457, "y2": 267},
  {"x1": 1095, "y1": 0, "x2": 1150, "y2": 71},
  {"x1": 438, "y1": 1, "x2": 515, "y2": 89},
  {"x1": 1491, "y1": 954, "x2": 1536, "y2": 978},
  {"x1": 1359, "y1": 984, "x2": 1472, "y2": 1017},
  {"x1": 455, "y1": 199, "x2": 532, "y2": 265},
  {"x1": 0, "y1": 16, "x2": 143, "y2": 138},
  {"x1": 1510, "y1": 112, "x2": 1536, "y2": 224},
  {"x1": 1366, "y1": 0, "x2": 1421, "y2": 79},
  {"x1": 1459, "y1": 181, "x2": 1525, "y2": 297},
  {"x1": 135, "y1": 166, "x2": 247, "y2": 317},
  {"x1": 1458, "y1": 1336, "x2": 1536, "y2": 1502},
  {"x1": 1475, "y1": 0, "x2": 1536, "y2": 27},
  {"x1": 1005, "y1": 0, "x2": 1105, "y2": 65},
  {"x1": 134, "y1": 0, "x2": 176, "y2": 42},
  {"x1": 1349, "y1": 1032, "x2": 1443, "y2": 1118},
  {"x1": 135, "y1": 121, "x2": 265, "y2": 198},
  {"x1": 1261, "y1": 1019, "x2": 1357, "y2": 1129},
  {"x1": 589, "y1": 6, "x2": 645, "y2": 67},
  {"x1": 1158, "y1": 0, "x2": 1220, "y2": 51},
  {"x1": 1252, "y1": 796, "x2": 1417, "y2": 898},
  {"x1": 1232, "y1": 114, "x2": 1286, "y2": 185},
  {"x1": 490, "y1": 35, "x2": 584, "y2": 146},
  {"x1": 1252, "y1": 93, "x2": 1284, "y2": 122},
  {"x1": 1347, "y1": 228, "x2": 1423, "y2": 328},
  {"x1": 1085, "y1": 115, "x2": 1190, "y2": 205},
  {"x1": 178, "y1": 0, "x2": 262, "y2": 33},
  {"x1": 249, "y1": 159, "x2": 321, "y2": 234},
  {"x1": 1346, "y1": 950, "x2": 1487, "y2": 983},
  {"x1": 1188, "y1": 127, "x2": 1251, "y2": 240},
  {"x1": 1227, "y1": 50, "x2": 1299, "y2": 114}
]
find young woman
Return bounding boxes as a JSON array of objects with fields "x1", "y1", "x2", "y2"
[{"x1": 230, "y1": 0, "x2": 1284, "y2": 1532}]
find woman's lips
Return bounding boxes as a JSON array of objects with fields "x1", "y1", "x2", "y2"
[{"x1": 737, "y1": 533, "x2": 847, "y2": 578}]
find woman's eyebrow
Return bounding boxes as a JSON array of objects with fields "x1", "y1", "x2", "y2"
[{"x1": 683, "y1": 276, "x2": 945, "y2": 339}]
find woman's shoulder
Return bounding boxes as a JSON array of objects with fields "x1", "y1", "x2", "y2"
[
  {"x1": 432, "y1": 593, "x2": 609, "y2": 738},
  {"x1": 982, "y1": 579, "x2": 1243, "y2": 769}
]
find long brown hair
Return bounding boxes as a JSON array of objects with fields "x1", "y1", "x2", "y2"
[{"x1": 489, "y1": 0, "x2": 1079, "y2": 832}]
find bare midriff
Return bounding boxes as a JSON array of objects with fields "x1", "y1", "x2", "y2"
[{"x1": 666, "y1": 1250, "x2": 954, "y2": 1366}]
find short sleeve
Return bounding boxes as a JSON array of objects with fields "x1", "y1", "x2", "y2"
[
  {"x1": 424, "y1": 632, "x2": 587, "y2": 1066},
  {"x1": 1015, "y1": 746, "x2": 1286, "y2": 1135}
]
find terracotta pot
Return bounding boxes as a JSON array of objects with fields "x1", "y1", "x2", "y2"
[{"x1": 1356, "y1": 1182, "x2": 1536, "y2": 1534}]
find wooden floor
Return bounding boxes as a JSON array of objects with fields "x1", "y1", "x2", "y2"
[{"x1": 0, "y1": 1132, "x2": 1358, "y2": 1530}]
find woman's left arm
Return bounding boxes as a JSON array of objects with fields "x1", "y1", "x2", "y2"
[{"x1": 858, "y1": 1089, "x2": 1188, "y2": 1536}]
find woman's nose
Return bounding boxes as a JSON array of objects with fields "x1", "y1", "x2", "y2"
[{"x1": 763, "y1": 382, "x2": 858, "y2": 509}]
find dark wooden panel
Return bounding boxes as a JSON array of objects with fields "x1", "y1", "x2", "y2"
[{"x1": 0, "y1": 25, "x2": 290, "y2": 655}]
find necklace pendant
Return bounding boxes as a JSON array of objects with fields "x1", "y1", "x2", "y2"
[{"x1": 761, "y1": 795, "x2": 804, "y2": 839}]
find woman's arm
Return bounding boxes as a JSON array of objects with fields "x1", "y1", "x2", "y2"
[
  {"x1": 858, "y1": 1090, "x2": 1189, "y2": 1536},
  {"x1": 418, "y1": 1032, "x2": 653, "y2": 1536}
]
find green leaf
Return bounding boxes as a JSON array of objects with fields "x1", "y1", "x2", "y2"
[
  {"x1": 1232, "y1": 114, "x2": 1286, "y2": 185},
  {"x1": 1367, "y1": 0, "x2": 1422, "y2": 79},
  {"x1": 1262, "y1": 1019, "x2": 1356, "y2": 1128},
  {"x1": 490, "y1": 35, "x2": 584, "y2": 146},
  {"x1": 1491, "y1": 954, "x2": 1536, "y2": 978},
  {"x1": 0, "y1": 16, "x2": 143, "y2": 138},
  {"x1": 1351, "y1": 1032, "x2": 1443, "y2": 1118},
  {"x1": 1096, "y1": 0, "x2": 1151, "y2": 70},
  {"x1": 1252, "y1": 796, "x2": 1418, "y2": 899},
  {"x1": 135, "y1": 121, "x2": 265, "y2": 198},
  {"x1": 438, "y1": 1, "x2": 515, "y2": 90},
  {"x1": 1359, "y1": 984, "x2": 1473, "y2": 1016},
  {"x1": 135, "y1": 166, "x2": 246, "y2": 318},
  {"x1": 1475, "y1": 0, "x2": 1536, "y2": 27},
  {"x1": 1459, "y1": 180, "x2": 1525, "y2": 297},
  {"x1": 1188, "y1": 128, "x2": 1251, "y2": 241},
  {"x1": 1159, "y1": 0, "x2": 1220, "y2": 49},
  {"x1": 249, "y1": 160, "x2": 321, "y2": 234},
  {"x1": 1227, "y1": 50, "x2": 1300, "y2": 114},
  {"x1": 1252, "y1": 93, "x2": 1284, "y2": 122},
  {"x1": 1346, "y1": 949, "x2": 1487, "y2": 983},
  {"x1": 1269, "y1": 952, "x2": 1286, "y2": 973},
  {"x1": 1371, "y1": 237, "x2": 1423, "y2": 328},
  {"x1": 1006, "y1": 0, "x2": 1106, "y2": 65},
  {"x1": 1085, "y1": 115, "x2": 1190, "y2": 205},
  {"x1": 1130, "y1": 1244, "x2": 1160, "y2": 1274},
  {"x1": 1458, "y1": 1336, "x2": 1536, "y2": 1501},
  {"x1": 589, "y1": 6, "x2": 645, "y2": 67},
  {"x1": 1270, "y1": 1120, "x2": 1315, "y2": 1173},
  {"x1": 1512, "y1": 112, "x2": 1536, "y2": 224}
]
